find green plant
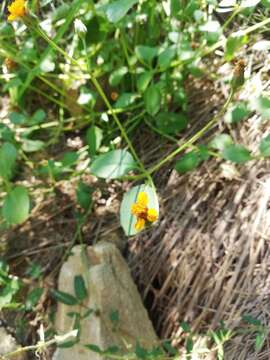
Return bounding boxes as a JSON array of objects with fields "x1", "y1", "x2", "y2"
[{"x1": 1, "y1": 0, "x2": 270, "y2": 358}]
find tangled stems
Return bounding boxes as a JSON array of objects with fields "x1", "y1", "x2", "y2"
[
  {"x1": 1, "y1": 330, "x2": 78, "y2": 359},
  {"x1": 24, "y1": 15, "x2": 269, "y2": 185},
  {"x1": 26, "y1": 21, "x2": 154, "y2": 186},
  {"x1": 124, "y1": 89, "x2": 235, "y2": 182}
]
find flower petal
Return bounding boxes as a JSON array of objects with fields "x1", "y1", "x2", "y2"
[
  {"x1": 8, "y1": 0, "x2": 26, "y2": 21},
  {"x1": 135, "y1": 218, "x2": 145, "y2": 231},
  {"x1": 147, "y1": 208, "x2": 158, "y2": 223},
  {"x1": 137, "y1": 192, "x2": 148, "y2": 207}
]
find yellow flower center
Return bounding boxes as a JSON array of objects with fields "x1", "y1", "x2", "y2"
[
  {"x1": 131, "y1": 191, "x2": 158, "y2": 231},
  {"x1": 8, "y1": 0, "x2": 26, "y2": 21}
]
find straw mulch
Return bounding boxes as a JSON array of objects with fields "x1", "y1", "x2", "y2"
[{"x1": 128, "y1": 54, "x2": 270, "y2": 359}]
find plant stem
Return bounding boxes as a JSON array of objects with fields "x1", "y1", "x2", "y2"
[
  {"x1": 1, "y1": 330, "x2": 78, "y2": 359},
  {"x1": 124, "y1": 90, "x2": 234, "y2": 181},
  {"x1": 148, "y1": 90, "x2": 233, "y2": 174},
  {"x1": 31, "y1": 25, "x2": 153, "y2": 184}
]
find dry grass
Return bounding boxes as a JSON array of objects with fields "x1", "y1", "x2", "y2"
[
  {"x1": 1, "y1": 39, "x2": 270, "y2": 360},
  {"x1": 128, "y1": 54, "x2": 270, "y2": 359}
]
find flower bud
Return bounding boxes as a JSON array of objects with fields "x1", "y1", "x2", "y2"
[{"x1": 74, "y1": 19, "x2": 87, "y2": 38}]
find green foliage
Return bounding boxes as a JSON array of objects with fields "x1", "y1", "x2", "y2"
[
  {"x1": 222, "y1": 144, "x2": 252, "y2": 164},
  {"x1": 209, "y1": 134, "x2": 233, "y2": 151},
  {"x1": 225, "y1": 34, "x2": 248, "y2": 61},
  {"x1": 86, "y1": 126, "x2": 103, "y2": 156},
  {"x1": 120, "y1": 184, "x2": 159, "y2": 236},
  {"x1": 76, "y1": 181, "x2": 93, "y2": 210},
  {"x1": 175, "y1": 151, "x2": 202, "y2": 174},
  {"x1": 90, "y1": 150, "x2": 137, "y2": 179},
  {"x1": 0, "y1": 260, "x2": 21, "y2": 310},
  {"x1": 225, "y1": 102, "x2": 250, "y2": 124},
  {"x1": 105, "y1": 0, "x2": 138, "y2": 23},
  {"x1": 144, "y1": 85, "x2": 161, "y2": 116},
  {"x1": 74, "y1": 275, "x2": 88, "y2": 302},
  {"x1": 254, "y1": 96, "x2": 270, "y2": 119},
  {"x1": 1, "y1": 0, "x2": 270, "y2": 357},
  {"x1": 137, "y1": 71, "x2": 153, "y2": 93},
  {"x1": 0, "y1": 142, "x2": 17, "y2": 180},
  {"x1": 259, "y1": 135, "x2": 270, "y2": 157},
  {"x1": 2, "y1": 186, "x2": 30, "y2": 225},
  {"x1": 25, "y1": 288, "x2": 44, "y2": 311},
  {"x1": 155, "y1": 112, "x2": 188, "y2": 135},
  {"x1": 51, "y1": 289, "x2": 78, "y2": 306}
]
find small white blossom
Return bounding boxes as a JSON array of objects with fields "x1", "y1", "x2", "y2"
[{"x1": 74, "y1": 19, "x2": 87, "y2": 37}]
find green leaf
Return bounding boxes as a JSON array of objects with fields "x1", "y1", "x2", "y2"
[
  {"x1": 9, "y1": 112, "x2": 27, "y2": 125},
  {"x1": 163, "y1": 341, "x2": 178, "y2": 356},
  {"x1": 25, "y1": 287, "x2": 43, "y2": 310},
  {"x1": 255, "y1": 333, "x2": 265, "y2": 351},
  {"x1": 74, "y1": 275, "x2": 88, "y2": 302},
  {"x1": 21, "y1": 139, "x2": 45, "y2": 153},
  {"x1": 0, "y1": 277, "x2": 20, "y2": 310},
  {"x1": 175, "y1": 151, "x2": 201, "y2": 173},
  {"x1": 120, "y1": 184, "x2": 159, "y2": 236},
  {"x1": 241, "y1": 0, "x2": 261, "y2": 7},
  {"x1": 136, "y1": 71, "x2": 153, "y2": 93},
  {"x1": 135, "y1": 46, "x2": 158, "y2": 66},
  {"x1": 85, "y1": 344, "x2": 103, "y2": 354},
  {"x1": 114, "y1": 93, "x2": 137, "y2": 108},
  {"x1": 51, "y1": 289, "x2": 78, "y2": 306},
  {"x1": 61, "y1": 152, "x2": 79, "y2": 167},
  {"x1": 109, "y1": 66, "x2": 128, "y2": 86},
  {"x1": 199, "y1": 20, "x2": 221, "y2": 44},
  {"x1": 76, "y1": 181, "x2": 93, "y2": 210},
  {"x1": 52, "y1": 3, "x2": 70, "y2": 21},
  {"x1": 144, "y1": 85, "x2": 161, "y2": 116},
  {"x1": 0, "y1": 143, "x2": 17, "y2": 180},
  {"x1": 104, "y1": 346, "x2": 120, "y2": 355},
  {"x1": 225, "y1": 102, "x2": 250, "y2": 124},
  {"x1": 180, "y1": 321, "x2": 191, "y2": 333},
  {"x1": 158, "y1": 47, "x2": 176, "y2": 69},
  {"x1": 155, "y1": 112, "x2": 188, "y2": 134},
  {"x1": 225, "y1": 34, "x2": 248, "y2": 61},
  {"x1": 186, "y1": 337, "x2": 193, "y2": 353},
  {"x1": 26, "y1": 263, "x2": 43, "y2": 279},
  {"x1": 222, "y1": 144, "x2": 252, "y2": 163},
  {"x1": 262, "y1": 0, "x2": 270, "y2": 7},
  {"x1": 259, "y1": 135, "x2": 270, "y2": 157},
  {"x1": 86, "y1": 126, "x2": 103, "y2": 156},
  {"x1": 109, "y1": 309, "x2": 119, "y2": 326},
  {"x1": 90, "y1": 150, "x2": 136, "y2": 179},
  {"x1": 209, "y1": 134, "x2": 233, "y2": 151},
  {"x1": 30, "y1": 109, "x2": 46, "y2": 125},
  {"x1": 135, "y1": 342, "x2": 148, "y2": 360},
  {"x1": 242, "y1": 314, "x2": 261, "y2": 326},
  {"x1": 0, "y1": 125, "x2": 14, "y2": 142},
  {"x1": 105, "y1": 0, "x2": 138, "y2": 23},
  {"x1": 2, "y1": 186, "x2": 30, "y2": 225},
  {"x1": 254, "y1": 96, "x2": 270, "y2": 119}
]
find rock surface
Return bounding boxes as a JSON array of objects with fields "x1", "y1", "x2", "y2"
[
  {"x1": 53, "y1": 243, "x2": 158, "y2": 360},
  {"x1": 0, "y1": 327, "x2": 26, "y2": 360}
]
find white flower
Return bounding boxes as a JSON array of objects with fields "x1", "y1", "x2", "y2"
[{"x1": 74, "y1": 19, "x2": 87, "y2": 36}]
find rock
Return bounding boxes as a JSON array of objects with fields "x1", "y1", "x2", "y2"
[
  {"x1": 53, "y1": 243, "x2": 158, "y2": 360},
  {"x1": 0, "y1": 327, "x2": 26, "y2": 360}
]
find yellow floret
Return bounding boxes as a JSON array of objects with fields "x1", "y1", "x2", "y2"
[
  {"x1": 147, "y1": 208, "x2": 158, "y2": 223},
  {"x1": 135, "y1": 218, "x2": 145, "y2": 231},
  {"x1": 8, "y1": 0, "x2": 26, "y2": 21},
  {"x1": 136, "y1": 191, "x2": 148, "y2": 207}
]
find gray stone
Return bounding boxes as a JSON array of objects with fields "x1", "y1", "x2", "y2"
[
  {"x1": 53, "y1": 243, "x2": 158, "y2": 360},
  {"x1": 0, "y1": 327, "x2": 25, "y2": 360}
]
